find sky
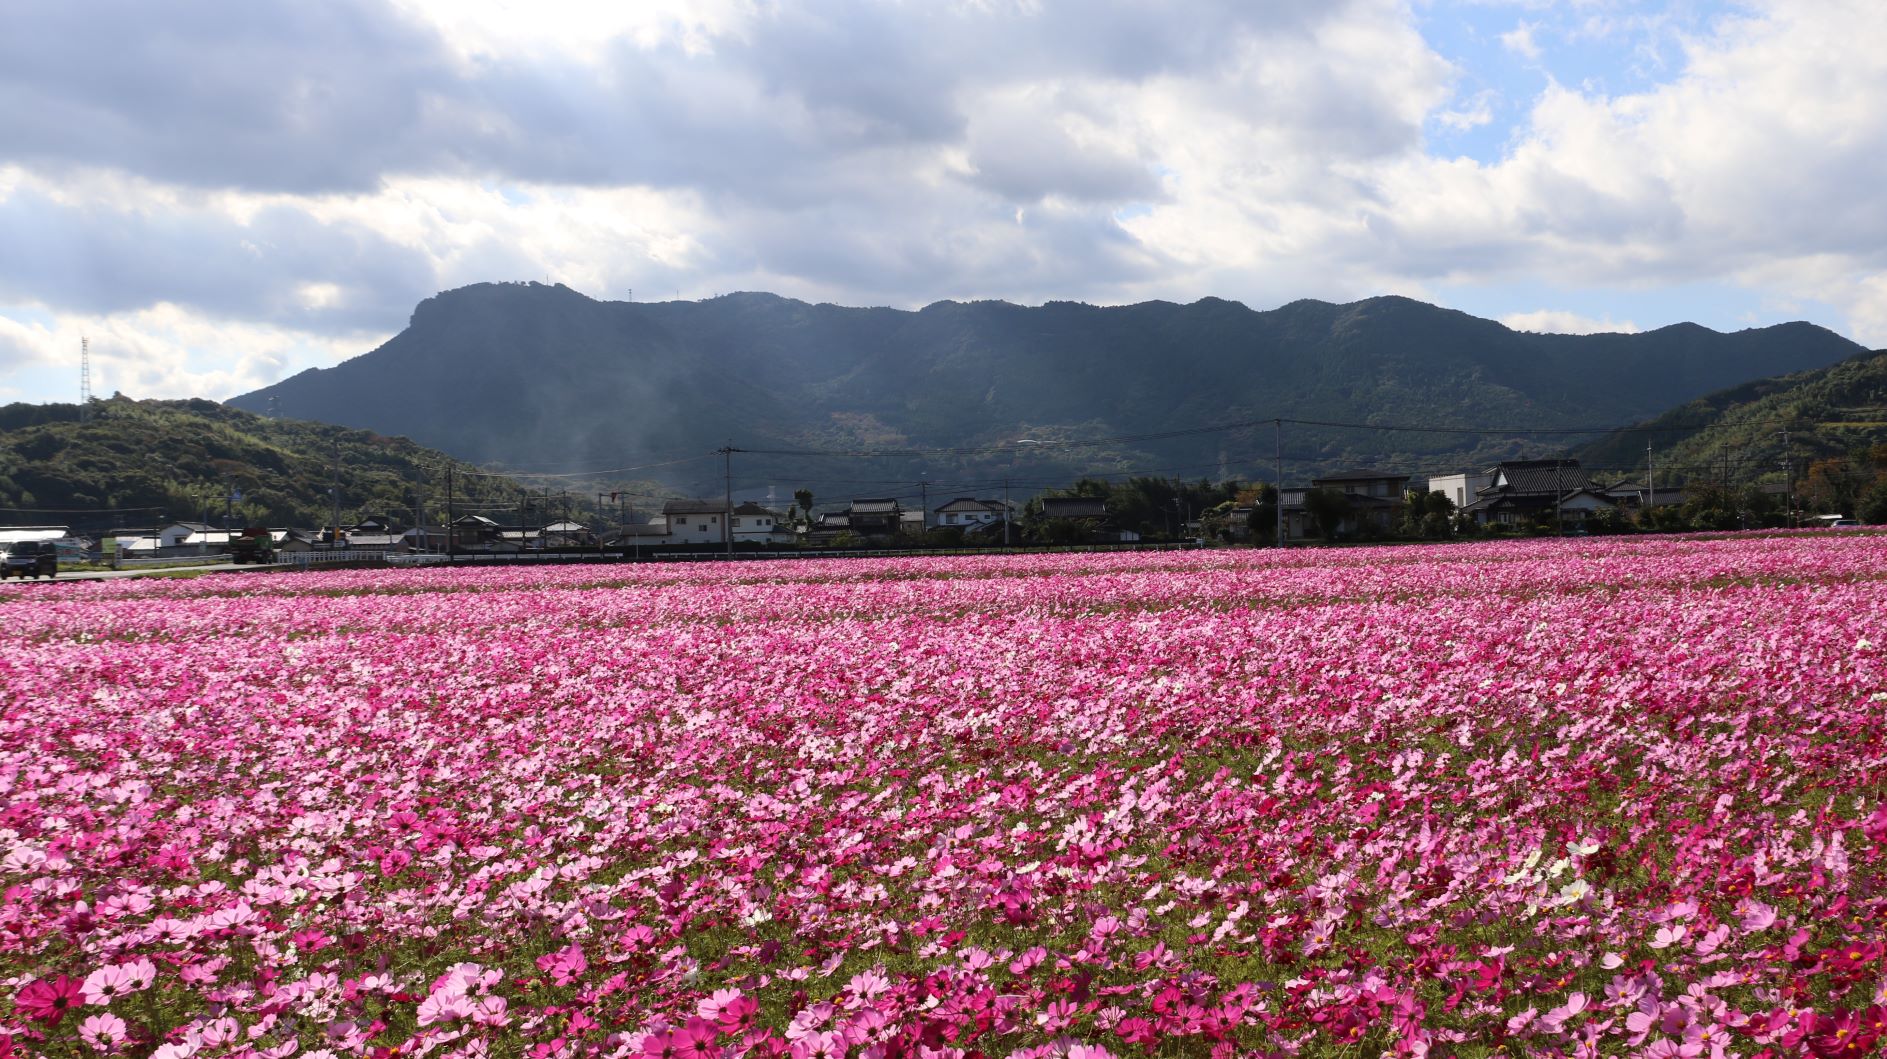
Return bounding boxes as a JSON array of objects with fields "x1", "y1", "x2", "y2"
[{"x1": 3, "y1": 0, "x2": 1886, "y2": 405}]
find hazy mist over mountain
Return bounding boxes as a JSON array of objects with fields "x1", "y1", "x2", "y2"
[{"x1": 228, "y1": 283, "x2": 1864, "y2": 498}]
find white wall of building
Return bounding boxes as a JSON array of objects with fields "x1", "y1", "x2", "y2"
[{"x1": 1426, "y1": 473, "x2": 1492, "y2": 511}]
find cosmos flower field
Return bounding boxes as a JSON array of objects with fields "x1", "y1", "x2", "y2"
[{"x1": 3, "y1": 536, "x2": 1886, "y2": 1059}]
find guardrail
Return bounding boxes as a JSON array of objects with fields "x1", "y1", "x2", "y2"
[
  {"x1": 421, "y1": 541, "x2": 1204, "y2": 565},
  {"x1": 385, "y1": 554, "x2": 451, "y2": 567},
  {"x1": 278, "y1": 549, "x2": 391, "y2": 569},
  {"x1": 264, "y1": 540, "x2": 1207, "y2": 573}
]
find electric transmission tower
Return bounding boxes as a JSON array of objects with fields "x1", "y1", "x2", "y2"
[{"x1": 80, "y1": 336, "x2": 93, "y2": 422}]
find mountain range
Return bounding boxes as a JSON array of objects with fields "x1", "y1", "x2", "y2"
[{"x1": 228, "y1": 283, "x2": 1867, "y2": 498}]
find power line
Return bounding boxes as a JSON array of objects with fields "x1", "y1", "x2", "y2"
[
  {"x1": 0, "y1": 505, "x2": 166, "y2": 516},
  {"x1": 457, "y1": 453, "x2": 716, "y2": 479},
  {"x1": 732, "y1": 413, "x2": 1827, "y2": 462}
]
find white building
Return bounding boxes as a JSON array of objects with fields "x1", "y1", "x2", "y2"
[
  {"x1": 1425, "y1": 472, "x2": 1493, "y2": 512},
  {"x1": 933, "y1": 498, "x2": 1013, "y2": 529},
  {"x1": 662, "y1": 500, "x2": 729, "y2": 545},
  {"x1": 730, "y1": 502, "x2": 792, "y2": 543}
]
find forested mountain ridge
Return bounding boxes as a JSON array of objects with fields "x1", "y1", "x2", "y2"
[
  {"x1": 227, "y1": 283, "x2": 1866, "y2": 494},
  {"x1": 1576, "y1": 349, "x2": 1887, "y2": 515}
]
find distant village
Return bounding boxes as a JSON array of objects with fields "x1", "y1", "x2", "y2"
[{"x1": 0, "y1": 457, "x2": 1837, "y2": 567}]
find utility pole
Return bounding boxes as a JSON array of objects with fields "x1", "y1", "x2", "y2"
[
  {"x1": 1003, "y1": 478, "x2": 1011, "y2": 547},
  {"x1": 1646, "y1": 440, "x2": 1654, "y2": 519},
  {"x1": 446, "y1": 468, "x2": 456, "y2": 559},
  {"x1": 1554, "y1": 459, "x2": 1563, "y2": 536},
  {"x1": 716, "y1": 444, "x2": 742, "y2": 557},
  {"x1": 918, "y1": 476, "x2": 929, "y2": 531},
  {"x1": 329, "y1": 440, "x2": 342, "y2": 545},
  {"x1": 1778, "y1": 429, "x2": 1794, "y2": 528},
  {"x1": 1274, "y1": 418, "x2": 1285, "y2": 547}
]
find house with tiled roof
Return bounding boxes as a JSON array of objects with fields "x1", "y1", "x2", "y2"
[
  {"x1": 847, "y1": 498, "x2": 902, "y2": 536},
  {"x1": 1039, "y1": 497, "x2": 1109, "y2": 520},
  {"x1": 1460, "y1": 460, "x2": 1617, "y2": 527},
  {"x1": 933, "y1": 497, "x2": 1013, "y2": 533},
  {"x1": 730, "y1": 502, "x2": 793, "y2": 544}
]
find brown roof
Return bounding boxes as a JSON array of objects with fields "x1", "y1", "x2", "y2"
[
  {"x1": 1041, "y1": 497, "x2": 1107, "y2": 518},
  {"x1": 1311, "y1": 469, "x2": 1408, "y2": 484}
]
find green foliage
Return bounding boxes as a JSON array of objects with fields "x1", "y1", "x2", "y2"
[
  {"x1": 0, "y1": 396, "x2": 531, "y2": 532},
  {"x1": 1588, "y1": 506, "x2": 1632, "y2": 535},
  {"x1": 1862, "y1": 479, "x2": 1887, "y2": 525},
  {"x1": 1578, "y1": 350, "x2": 1887, "y2": 483},
  {"x1": 1246, "y1": 485, "x2": 1279, "y2": 546},
  {"x1": 1398, "y1": 489, "x2": 1456, "y2": 539},
  {"x1": 1037, "y1": 476, "x2": 1239, "y2": 539},
  {"x1": 1301, "y1": 487, "x2": 1351, "y2": 540}
]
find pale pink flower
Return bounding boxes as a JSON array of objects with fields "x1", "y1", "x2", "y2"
[
  {"x1": 80, "y1": 965, "x2": 136, "y2": 1006},
  {"x1": 79, "y1": 1012, "x2": 128, "y2": 1052}
]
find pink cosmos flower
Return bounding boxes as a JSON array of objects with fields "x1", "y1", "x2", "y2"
[
  {"x1": 81, "y1": 965, "x2": 137, "y2": 1006},
  {"x1": 536, "y1": 943, "x2": 587, "y2": 986},
  {"x1": 198, "y1": 1018, "x2": 240, "y2": 1048},
  {"x1": 1650, "y1": 924, "x2": 1687, "y2": 949},
  {"x1": 15, "y1": 975, "x2": 83, "y2": 1025},
  {"x1": 417, "y1": 989, "x2": 475, "y2": 1027},
  {"x1": 1736, "y1": 899, "x2": 1777, "y2": 932},
  {"x1": 471, "y1": 995, "x2": 511, "y2": 1027},
  {"x1": 698, "y1": 988, "x2": 744, "y2": 1022},
  {"x1": 79, "y1": 1012, "x2": 128, "y2": 1052},
  {"x1": 675, "y1": 1020, "x2": 722, "y2": 1059},
  {"x1": 720, "y1": 995, "x2": 759, "y2": 1032},
  {"x1": 790, "y1": 1031, "x2": 846, "y2": 1059}
]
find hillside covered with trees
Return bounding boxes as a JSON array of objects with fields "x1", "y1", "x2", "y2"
[
  {"x1": 1577, "y1": 350, "x2": 1887, "y2": 521},
  {"x1": 0, "y1": 397, "x2": 534, "y2": 532}
]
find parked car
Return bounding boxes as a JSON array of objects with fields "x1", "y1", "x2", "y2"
[{"x1": 1, "y1": 541, "x2": 58, "y2": 579}]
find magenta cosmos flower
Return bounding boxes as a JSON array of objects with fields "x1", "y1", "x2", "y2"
[{"x1": 14, "y1": 974, "x2": 83, "y2": 1025}]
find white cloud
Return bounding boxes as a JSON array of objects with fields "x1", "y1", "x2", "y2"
[
  {"x1": 1501, "y1": 21, "x2": 1544, "y2": 60},
  {"x1": 1500, "y1": 309, "x2": 1640, "y2": 335},
  {"x1": 1366, "y1": 0, "x2": 1887, "y2": 343},
  {"x1": 1436, "y1": 89, "x2": 1498, "y2": 131},
  {"x1": 0, "y1": 301, "x2": 378, "y2": 402},
  {"x1": 2, "y1": 0, "x2": 1886, "y2": 404}
]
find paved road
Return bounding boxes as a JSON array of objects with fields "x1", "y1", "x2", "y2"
[{"x1": 3, "y1": 563, "x2": 278, "y2": 584}]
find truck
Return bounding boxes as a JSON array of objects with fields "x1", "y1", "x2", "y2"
[
  {"x1": 0, "y1": 540, "x2": 58, "y2": 579},
  {"x1": 229, "y1": 527, "x2": 277, "y2": 564}
]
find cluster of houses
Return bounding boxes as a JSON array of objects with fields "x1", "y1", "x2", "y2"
[
  {"x1": 558, "y1": 496, "x2": 1022, "y2": 551},
  {"x1": 451, "y1": 495, "x2": 1034, "y2": 551},
  {"x1": 1248, "y1": 459, "x2": 1685, "y2": 541},
  {"x1": 61, "y1": 516, "x2": 429, "y2": 561},
  {"x1": 0, "y1": 459, "x2": 1717, "y2": 565}
]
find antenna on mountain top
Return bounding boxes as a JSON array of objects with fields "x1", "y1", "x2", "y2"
[{"x1": 80, "y1": 336, "x2": 93, "y2": 422}]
